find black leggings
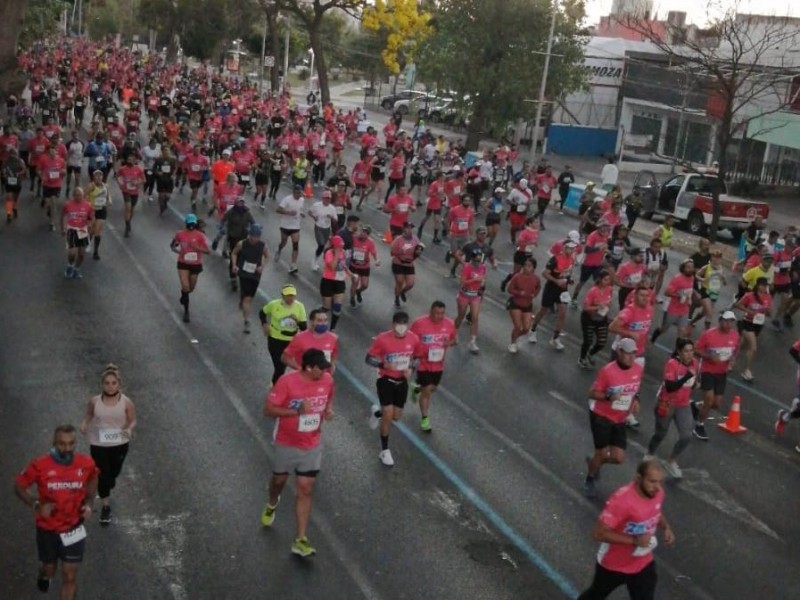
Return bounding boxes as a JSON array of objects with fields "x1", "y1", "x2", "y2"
[
  {"x1": 580, "y1": 312, "x2": 609, "y2": 360},
  {"x1": 578, "y1": 561, "x2": 657, "y2": 600},
  {"x1": 268, "y1": 336, "x2": 291, "y2": 384},
  {"x1": 145, "y1": 170, "x2": 156, "y2": 195},
  {"x1": 90, "y1": 443, "x2": 130, "y2": 499},
  {"x1": 269, "y1": 171, "x2": 282, "y2": 198}
]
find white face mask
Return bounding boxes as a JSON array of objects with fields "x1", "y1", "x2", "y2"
[{"x1": 394, "y1": 324, "x2": 408, "y2": 336}]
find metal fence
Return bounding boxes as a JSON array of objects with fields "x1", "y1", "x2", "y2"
[{"x1": 727, "y1": 158, "x2": 800, "y2": 187}]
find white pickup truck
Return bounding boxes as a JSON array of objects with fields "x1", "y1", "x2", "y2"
[{"x1": 632, "y1": 170, "x2": 770, "y2": 238}]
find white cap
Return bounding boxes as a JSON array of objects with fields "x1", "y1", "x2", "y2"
[
  {"x1": 494, "y1": 187, "x2": 505, "y2": 194},
  {"x1": 617, "y1": 337, "x2": 638, "y2": 353},
  {"x1": 721, "y1": 310, "x2": 737, "y2": 320},
  {"x1": 519, "y1": 178, "x2": 528, "y2": 188},
  {"x1": 222, "y1": 148, "x2": 232, "y2": 155},
  {"x1": 567, "y1": 230, "x2": 580, "y2": 243}
]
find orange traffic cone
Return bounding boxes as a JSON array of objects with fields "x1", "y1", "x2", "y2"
[
  {"x1": 303, "y1": 180, "x2": 313, "y2": 198},
  {"x1": 718, "y1": 395, "x2": 747, "y2": 434},
  {"x1": 383, "y1": 229, "x2": 393, "y2": 244}
]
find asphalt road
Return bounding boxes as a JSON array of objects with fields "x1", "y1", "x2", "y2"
[{"x1": 2, "y1": 122, "x2": 800, "y2": 600}]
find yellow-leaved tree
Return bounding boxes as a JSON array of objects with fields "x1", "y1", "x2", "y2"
[{"x1": 362, "y1": 0, "x2": 432, "y2": 77}]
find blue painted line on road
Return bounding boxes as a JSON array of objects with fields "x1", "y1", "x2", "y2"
[{"x1": 164, "y1": 200, "x2": 580, "y2": 598}]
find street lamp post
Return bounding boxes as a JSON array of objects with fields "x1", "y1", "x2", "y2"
[
  {"x1": 259, "y1": 13, "x2": 268, "y2": 95},
  {"x1": 529, "y1": 0, "x2": 557, "y2": 163},
  {"x1": 308, "y1": 48, "x2": 315, "y2": 94},
  {"x1": 282, "y1": 18, "x2": 290, "y2": 93}
]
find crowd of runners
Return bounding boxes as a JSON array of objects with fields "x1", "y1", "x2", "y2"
[{"x1": 7, "y1": 36, "x2": 800, "y2": 600}]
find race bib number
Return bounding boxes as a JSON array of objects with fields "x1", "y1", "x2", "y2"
[
  {"x1": 611, "y1": 394, "x2": 633, "y2": 411},
  {"x1": 397, "y1": 203, "x2": 409, "y2": 213},
  {"x1": 752, "y1": 313, "x2": 765, "y2": 325},
  {"x1": 49, "y1": 170, "x2": 59, "y2": 180},
  {"x1": 76, "y1": 228, "x2": 89, "y2": 240},
  {"x1": 191, "y1": 164, "x2": 200, "y2": 172},
  {"x1": 336, "y1": 206, "x2": 344, "y2": 215},
  {"x1": 541, "y1": 184, "x2": 550, "y2": 193},
  {"x1": 525, "y1": 244, "x2": 535, "y2": 254},
  {"x1": 334, "y1": 270, "x2": 346, "y2": 281},
  {"x1": 427, "y1": 347, "x2": 445, "y2": 362},
  {"x1": 240, "y1": 175, "x2": 250, "y2": 182},
  {"x1": 457, "y1": 220, "x2": 468, "y2": 231},
  {"x1": 596, "y1": 305, "x2": 609, "y2": 317},
  {"x1": 75, "y1": 101, "x2": 83, "y2": 107},
  {"x1": 298, "y1": 413, "x2": 321, "y2": 432},
  {"x1": 708, "y1": 277, "x2": 722, "y2": 292},
  {"x1": 352, "y1": 249, "x2": 366, "y2": 262},
  {"x1": 178, "y1": 154, "x2": 186, "y2": 162},
  {"x1": 242, "y1": 261, "x2": 257, "y2": 274},
  {"x1": 279, "y1": 316, "x2": 297, "y2": 329},
  {"x1": 714, "y1": 347, "x2": 733, "y2": 361},
  {"x1": 161, "y1": 165, "x2": 171, "y2": 173},
  {"x1": 183, "y1": 251, "x2": 198, "y2": 262},
  {"x1": 7, "y1": 177, "x2": 17, "y2": 185},
  {"x1": 516, "y1": 203, "x2": 526, "y2": 213},
  {"x1": 647, "y1": 261, "x2": 660, "y2": 271},
  {"x1": 494, "y1": 205, "x2": 503, "y2": 214},
  {"x1": 632, "y1": 536, "x2": 658, "y2": 557},
  {"x1": 390, "y1": 355, "x2": 410, "y2": 371},
  {"x1": 99, "y1": 428, "x2": 124, "y2": 444},
  {"x1": 59, "y1": 524, "x2": 87, "y2": 547}
]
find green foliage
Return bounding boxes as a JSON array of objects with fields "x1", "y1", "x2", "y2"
[
  {"x1": 20, "y1": 0, "x2": 63, "y2": 48},
  {"x1": 417, "y1": 0, "x2": 587, "y2": 132},
  {"x1": 338, "y1": 28, "x2": 389, "y2": 83}
]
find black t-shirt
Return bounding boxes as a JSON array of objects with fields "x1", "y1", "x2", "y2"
[{"x1": 558, "y1": 171, "x2": 575, "y2": 189}]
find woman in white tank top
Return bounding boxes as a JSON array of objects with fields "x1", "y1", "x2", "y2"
[{"x1": 80, "y1": 364, "x2": 136, "y2": 526}]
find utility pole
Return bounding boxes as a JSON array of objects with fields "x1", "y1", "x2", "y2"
[
  {"x1": 282, "y1": 17, "x2": 290, "y2": 93},
  {"x1": 529, "y1": 0, "x2": 557, "y2": 163},
  {"x1": 259, "y1": 13, "x2": 268, "y2": 96}
]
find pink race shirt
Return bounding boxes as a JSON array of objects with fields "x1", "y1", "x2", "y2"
[
  {"x1": 659, "y1": 357, "x2": 699, "y2": 407},
  {"x1": 614, "y1": 304, "x2": 653, "y2": 356},
  {"x1": 267, "y1": 371, "x2": 334, "y2": 450},
  {"x1": 739, "y1": 291, "x2": 772, "y2": 324},
  {"x1": 411, "y1": 315, "x2": 456, "y2": 373},
  {"x1": 350, "y1": 236, "x2": 377, "y2": 269},
  {"x1": 322, "y1": 249, "x2": 348, "y2": 281},
  {"x1": 583, "y1": 284, "x2": 613, "y2": 314},
  {"x1": 459, "y1": 262, "x2": 486, "y2": 298},
  {"x1": 616, "y1": 261, "x2": 645, "y2": 288},
  {"x1": 62, "y1": 200, "x2": 94, "y2": 230},
  {"x1": 590, "y1": 361, "x2": 644, "y2": 424},
  {"x1": 367, "y1": 330, "x2": 420, "y2": 379},
  {"x1": 665, "y1": 273, "x2": 694, "y2": 316},
  {"x1": 696, "y1": 327, "x2": 739, "y2": 374},
  {"x1": 173, "y1": 229, "x2": 209, "y2": 265},
  {"x1": 283, "y1": 330, "x2": 339, "y2": 369},
  {"x1": 597, "y1": 482, "x2": 665, "y2": 574},
  {"x1": 385, "y1": 193, "x2": 414, "y2": 228},
  {"x1": 516, "y1": 228, "x2": 539, "y2": 254},
  {"x1": 449, "y1": 204, "x2": 475, "y2": 236},
  {"x1": 583, "y1": 230, "x2": 609, "y2": 267}
]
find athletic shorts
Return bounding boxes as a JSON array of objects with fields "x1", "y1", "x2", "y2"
[
  {"x1": 700, "y1": 372, "x2": 727, "y2": 396},
  {"x1": 541, "y1": 283, "x2": 567, "y2": 308},
  {"x1": 280, "y1": 227, "x2": 299, "y2": 237},
  {"x1": 239, "y1": 277, "x2": 260, "y2": 299},
  {"x1": 580, "y1": 264, "x2": 603, "y2": 283},
  {"x1": 43, "y1": 186, "x2": 61, "y2": 199},
  {"x1": 272, "y1": 443, "x2": 322, "y2": 477},
  {"x1": 661, "y1": 312, "x2": 689, "y2": 330},
  {"x1": 589, "y1": 411, "x2": 627, "y2": 450},
  {"x1": 426, "y1": 208, "x2": 441, "y2": 216},
  {"x1": 506, "y1": 299, "x2": 533, "y2": 312},
  {"x1": 94, "y1": 207, "x2": 107, "y2": 220},
  {"x1": 416, "y1": 370, "x2": 443, "y2": 387},
  {"x1": 177, "y1": 262, "x2": 203, "y2": 274},
  {"x1": 188, "y1": 179, "x2": 202, "y2": 190},
  {"x1": 66, "y1": 229, "x2": 89, "y2": 249},
  {"x1": 513, "y1": 250, "x2": 533, "y2": 266},
  {"x1": 37, "y1": 526, "x2": 86, "y2": 564},
  {"x1": 350, "y1": 265, "x2": 370, "y2": 277},
  {"x1": 320, "y1": 278, "x2": 346, "y2": 297},
  {"x1": 377, "y1": 376, "x2": 408, "y2": 408},
  {"x1": 485, "y1": 214, "x2": 501, "y2": 226},
  {"x1": 371, "y1": 172, "x2": 385, "y2": 182},
  {"x1": 738, "y1": 320, "x2": 763, "y2": 336},
  {"x1": 156, "y1": 179, "x2": 174, "y2": 193},
  {"x1": 390, "y1": 224, "x2": 404, "y2": 238},
  {"x1": 123, "y1": 194, "x2": 139, "y2": 207},
  {"x1": 392, "y1": 263, "x2": 415, "y2": 276},
  {"x1": 774, "y1": 283, "x2": 791, "y2": 295},
  {"x1": 4, "y1": 183, "x2": 21, "y2": 194},
  {"x1": 67, "y1": 165, "x2": 81, "y2": 175}
]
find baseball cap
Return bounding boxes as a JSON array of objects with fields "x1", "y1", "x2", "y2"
[
  {"x1": 585, "y1": 181, "x2": 595, "y2": 188},
  {"x1": 494, "y1": 187, "x2": 505, "y2": 194},
  {"x1": 222, "y1": 148, "x2": 232, "y2": 155},
  {"x1": 293, "y1": 183, "x2": 303, "y2": 191},
  {"x1": 617, "y1": 337, "x2": 638, "y2": 354},
  {"x1": 402, "y1": 221, "x2": 414, "y2": 229},
  {"x1": 567, "y1": 230, "x2": 580, "y2": 244},
  {"x1": 184, "y1": 213, "x2": 198, "y2": 226},
  {"x1": 720, "y1": 310, "x2": 737, "y2": 321},
  {"x1": 248, "y1": 223, "x2": 262, "y2": 237},
  {"x1": 281, "y1": 284, "x2": 298, "y2": 296},
  {"x1": 301, "y1": 348, "x2": 331, "y2": 370},
  {"x1": 330, "y1": 235, "x2": 344, "y2": 248},
  {"x1": 630, "y1": 247, "x2": 644, "y2": 256}
]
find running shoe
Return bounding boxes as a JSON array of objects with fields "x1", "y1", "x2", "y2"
[
  {"x1": 37, "y1": 577, "x2": 50, "y2": 592},
  {"x1": 690, "y1": 401, "x2": 699, "y2": 422},
  {"x1": 183, "y1": 310, "x2": 190, "y2": 324},
  {"x1": 508, "y1": 343, "x2": 518, "y2": 354},
  {"x1": 625, "y1": 414, "x2": 639, "y2": 428},
  {"x1": 99, "y1": 505, "x2": 111, "y2": 526},
  {"x1": 379, "y1": 449, "x2": 394, "y2": 467},
  {"x1": 692, "y1": 423, "x2": 709, "y2": 441},
  {"x1": 420, "y1": 416, "x2": 431, "y2": 432},
  {"x1": 585, "y1": 455, "x2": 600, "y2": 481},
  {"x1": 291, "y1": 536, "x2": 316, "y2": 557},
  {"x1": 64, "y1": 265, "x2": 74, "y2": 279},
  {"x1": 577, "y1": 358, "x2": 591, "y2": 369},
  {"x1": 400, "y1": 291, "x2": 407, "y2": 303},
  {"x1": 776, "y1": 410, "x2": 788, "y2": 436},
  {"x1": 356, "y1": 290, "x2": 363, "y2": 303},
  {"x1": 71, "y1": 269, "x2": 82, "y2": 279},
  {"x1": 569, "y1": 299, "x2": 578, "y2": 310},
  {"x1": 350, "y1": 297, "x2": 356, "y2": 308},
  {"x1": 795, "y1": 444, "x2": 800, "y2": 454},
  {"x1": 741, "y1": 369, "x2": 754, "y2": 382},
  {"x1": 527, "y1": 330, "x2": 538, "y2": 344},
  {"x1": 288, "y1": 265, "x2": 298, "y2": 275},
  {"x1": 583, "y1": 478, "x2": 596, "y2": 499},
  {"x1": 585, "y1": 353, "x2": 596, "y2": 366},
  {"x1": 368, "y1": 405, "x2": 381, "y2": 430},
  {"x1": 662, "y1": 460, "x2": 683, "y2": 479},
  {"x1": 642, "y1": 454, "x2": 655, "y2": 463},
  {"x1": 260, "y1": 498, "x2": 280, "y2": 527},
  {"x1": 468, "y1": 340, "x2": 479, "y2": 353},
  {"x1": 550, "y1": 337, "x2": 565, "y2": 351},
  {"x1": 243, "y1": 320, "x2": 251, "y2": 334},
  {"x1": 394, "y1": 296, "x2": 401, "y2": 308}
]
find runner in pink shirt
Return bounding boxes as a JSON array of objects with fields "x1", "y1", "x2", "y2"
[
  {"x1": 365, "y1": 312, "x2": 421, "y2": 467},
  {"x1": 614, "y1": 248, "x2": 646, "y2": 309},
  {"x1": 579, "y1": 460, "x2": 675, "y2": 599},
  {"x1": 348, "y1": 224, "x2": 380, "y2": 307},
  {"x1": 170, "y1": 213, "x2": 210, "y2": 323},
  {"x1": 390, "y1": 223, "x2": 423, "y2": 308},
  {"x1": 184, "y1": 145, "x2": 210, "y2": 211},
  {"x1": 650, "y1": 258, "x2": 695, "y2": 344},
  {"x1": 454, "y1": 248, "x2": 487, "y2": 353},
  {"x1": 409, "y1": 301, "x2": 457, "y2": 432},
  {"x1": 584, "y1": 337, "x2": 644, "y2": 498},
  {"x1": 571, "y1": 222, "x2": 611, "y2": 308},
  {"x1": 261, "y1": 349, "x2": 334, "y2": 558},
  {"x1": 60, "y1": 187, "x2": 95, "y2": 279},
  {"x1": 281, "y1": 308, "x2": 339, "y2": 374},
  {"x1": 733, "y1": 277, "x2": 772, "y2": 382},
  {"x1": 319, "y1": 235, "x2": 350, "y2": 330},
  {"x1": 416, "y1": 171, "x2": 446, "y2": 243},
  {"x1": 579, "y1": 270, "x2": 614, "y2": 368},
  {"x1": 383, "y1": 183, "x2": 416, "y2": 237},
  {"x1": 39, "y1": 145, "x2": 66, "y2": 230}
]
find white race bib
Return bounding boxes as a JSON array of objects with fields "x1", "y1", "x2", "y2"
[
  {"x1": 161, "y1": 165, "x2": 171, "y2": 173},
  {"x1": 49, "y1": 170, "x2": 59, "y2": 180},
  {"x1": 297, "y1": 413, "x2": 321, "y2": 432},
  {"x1": 708, "y1": 277, "x2": 722, "y2": 292},
  {"x1": 7, "y1": 177, "x2": 17, "y2": 185},
  {"x1": 183, "y1": 251, "x2": 198, "y2": 262},
  {"x1": 457, "y1": 220, "x2": 468, "y2": 231},
  {"x1": 715, "y1": 347, "x2": 733, "y2": 361},
  {"x1": 397, "y1": 203, "x2": 409, "y2": 213},
  {"x1": 516, "y1": 203, "x2": 526, "y2": 213},
  {"x1": 391, "y1": 355, "x2": 410, "y2": 371},
  {"x1": 596, "y1": 305, "x2": 609, "y2": 317},
  {"x1": 99, "y1": 428, "x2": 124, "y2": 444},
  {"x1": 352, "y1": 249, "x2": 366, "y2": 262},
  {"x1": 752, "y1": 313, "x2": 766, "y2": 325},
  {"x1": 334, "y1": 271, "x2": 346, "y2": 281},
  {"x1": 191, "y1": 164, "x2": 200, "y2": 172},
  {"x1": 611, "y1": 394, "x2": 633, "y2": 411},
  {"x1": 336, "y1": 206, "x2": 344, "y2": 214},
  {"x1": 240, "y1": 175, "x2": 250, "y2": 182},
  {"x1": 632, "y1": 536, "x2": 658, "y2": 557},
  {"x1": 76, "y1": 228, "x2": 89, "y2": 240},
  {"x1": 560, "y1": 292, "x2": 571, "y2": 303},
  {"x1": 427, "y1": 347, "x2": 445, "y2": 362},
  {"x1": 242, "y1": 261, "x2": 257, "y2": 274},
  {"x1": 59, "y1": 524, "x2": 87, "y2": 546}
]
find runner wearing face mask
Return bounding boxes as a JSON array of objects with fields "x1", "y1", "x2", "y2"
[
  {"x1": 14, "y1": 424, "x2": 99, "y2": 598},
  {"x1": 644, "y1": 339, "x2": 699, "y2": 479},
  {"x1": 282, "y1": 308, "x2": 339, "y2": 374},
  {"x1": 365, "y1": 312, "x2": 421, "y2": 467}
]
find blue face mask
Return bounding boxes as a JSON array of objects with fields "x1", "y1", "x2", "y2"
[
  {"x1": 314, "y1": 324, "x2": 329, "y2": 334},
  {"x1": 50, "y1": 447, "x2": 74, "y2": 465}
]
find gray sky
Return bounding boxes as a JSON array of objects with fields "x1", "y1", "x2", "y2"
[{"x1": 585, "y1": 0, "x2": 799, "y2": 27}]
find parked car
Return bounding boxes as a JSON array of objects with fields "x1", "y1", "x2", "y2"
[
  {"x1": 632, "y1": 169, "x2": 770, "y2": 238},
  {"x1": 393, "y1": 93, "x2": 437, "y2": 116},
  {"x1": 379, "y1": 89, "x2": 427, "y2": 111},
  {"x1": 429, "y1": 98, "x2": 471, "y2": 127}
]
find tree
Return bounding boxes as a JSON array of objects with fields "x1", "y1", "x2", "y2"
[
  {"x1": 278, "y1": 0, "x2": 366, "y2": 104},
  {"x1": 621, "y1": 6, "x2": 800, "y2": 240},
  {"x1": 0, "y1": 0, "x2": 29, "y2": 101},
  {"x1": 339, "y1": 28, "x2": 389, "y2": 86},
  {"x1": 362, "y1": 0, "x2": 432, "y2": 77},
  {"x1": 417, "y1": 0, "x2": 586, "y2": 149}
]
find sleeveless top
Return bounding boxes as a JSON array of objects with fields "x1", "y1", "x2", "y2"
[
  {"x1": 87, "y1": 393, "x2": 130, "y2": 447},
  {"x1": 87, "y1": 183, "x2": 109, "y2": 209}
]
